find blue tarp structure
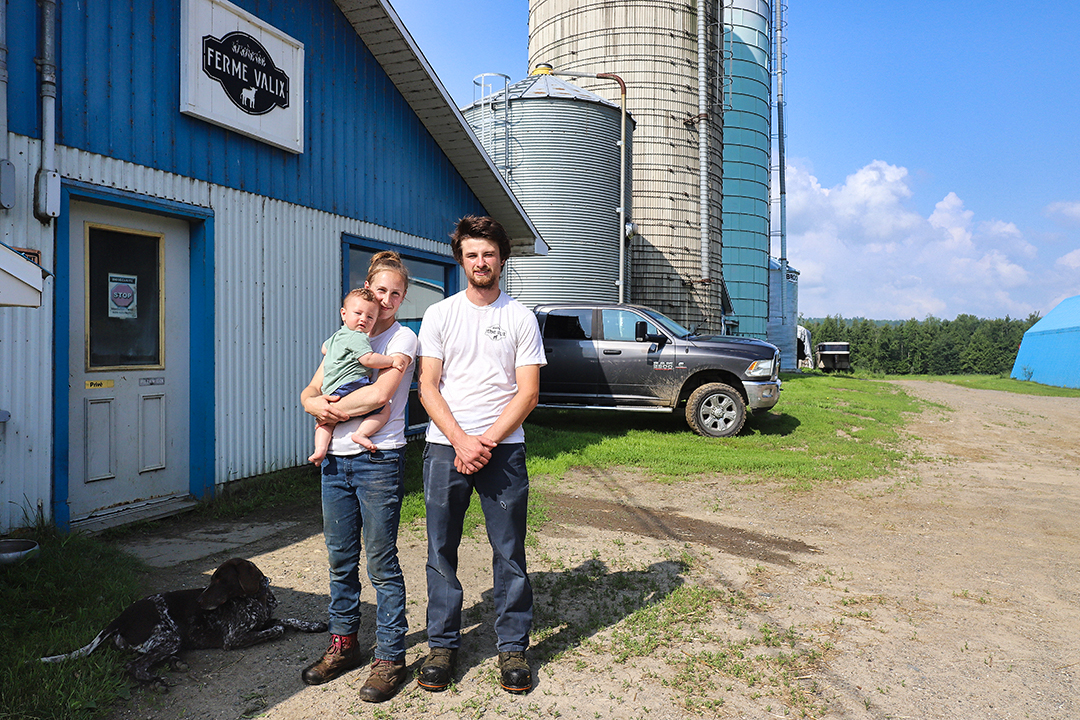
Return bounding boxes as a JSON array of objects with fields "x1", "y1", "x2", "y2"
[{"x1": 1011, "y1": 295, "x2": 1080, "y2": 389}]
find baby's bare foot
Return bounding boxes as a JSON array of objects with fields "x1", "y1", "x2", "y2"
[{"x1": 350, "y1": 431, "x2": 377, "y2": 451}]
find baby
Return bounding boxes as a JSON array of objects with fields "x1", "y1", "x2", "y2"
[{"x1": 308, "y1": 288, "x2": 410, "y2": 463}]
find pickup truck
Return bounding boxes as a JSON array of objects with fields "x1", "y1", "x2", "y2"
[{"x1": 533, "y1": 302, "x2": 781, "y2": 437}]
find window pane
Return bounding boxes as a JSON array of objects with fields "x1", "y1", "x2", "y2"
[
  {"x1": 543, "y1": 309, "x2": 592, "y2": 340},
  {"x1": 345, "y1": 241, "x2": 455, "y2": 436},
  {"x1": 88, "y1": 227, "x2": 161, "y2": 368},
  {"x1": 601, "y1": 309, "x2": 658, "y2": 342},
  {"x1": 347, "y1": 248, "x2": 447, "y2": 333}
]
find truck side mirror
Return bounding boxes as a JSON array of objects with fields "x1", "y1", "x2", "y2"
[{"x1": 635, "y1": 321, "x2": 665, "y2": 344}]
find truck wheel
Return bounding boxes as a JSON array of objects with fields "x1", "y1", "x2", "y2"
[{"x1": 686, "y1": 383, "x2": 746, "y2": 438}]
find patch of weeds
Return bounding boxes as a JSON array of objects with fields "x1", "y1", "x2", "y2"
[
  {"x1": 608, "y1": 585, "x2": 725, "y2": 662},
  {"x1": 953, "y1": 589, "x2": 992, "y2": 604},
  {"x1": 673, "y1": 624, "x2": 832, "y2": 717}
]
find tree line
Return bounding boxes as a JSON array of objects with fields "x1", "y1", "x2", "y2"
[{"x1": 800, "y1": 314, "x2": 1041, "y2": 376}]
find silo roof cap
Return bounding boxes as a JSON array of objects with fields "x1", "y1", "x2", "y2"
[
  {"x1": 461, "y1": 74, "x2": 622, "y2": 112},
  {"x1": 769, "y1": 257, "x2": 800, "y2": 274}
]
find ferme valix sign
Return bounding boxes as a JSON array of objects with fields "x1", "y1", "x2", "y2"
[{"x1": 180, "y1": 0, "x2": 304, "y2": 153}]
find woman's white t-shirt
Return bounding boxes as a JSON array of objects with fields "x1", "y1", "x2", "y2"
[
  {"x1": 328, "y1": 321, "x2": 418, "y2": 455},
  {"x1": 417, "y1": 290, "x2": 546, "y2": 446}
]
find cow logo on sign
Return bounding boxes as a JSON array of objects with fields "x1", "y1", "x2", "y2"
[{"x1": 202, "y1": 31, "x2": 290, "y2": 115}]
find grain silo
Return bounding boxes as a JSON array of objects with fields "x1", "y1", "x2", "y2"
[
  {"x1": 767, "y1": 257, "x2": 799, "y2": 370},
  {"x1": 529, "y1": 0, "x2": 774, "y2": 337},
  {"x1": 461, "y1": 71, "x2": 634, "y2": 306},
  {"x1": 722, "y1": 0, "x2": 773, "y2": 338}
]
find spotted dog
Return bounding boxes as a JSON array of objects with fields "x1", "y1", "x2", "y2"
[{"x1": 41, "y1": 558, "x2": 326, "y2": 689}]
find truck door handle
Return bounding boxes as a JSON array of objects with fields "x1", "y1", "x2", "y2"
[{"x1": 603, "y1": 349, "x2": 621, "y2": 355}]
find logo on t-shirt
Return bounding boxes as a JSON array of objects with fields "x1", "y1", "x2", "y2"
[{"x1": 485, "y1": 326, "x2": 507, "y2": 341}]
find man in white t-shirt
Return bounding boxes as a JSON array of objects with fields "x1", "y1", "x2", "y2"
[{"x1": 416, "y1": 215, "x2": 546, "y2": 695}]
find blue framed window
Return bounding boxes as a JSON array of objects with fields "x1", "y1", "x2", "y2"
[{"x1": 342, "y1": 234, "x2": 458, "y2": 434}]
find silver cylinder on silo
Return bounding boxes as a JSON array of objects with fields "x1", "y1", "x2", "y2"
[
  {"x1": 462, "y1": 73, "x2": 633, "y2": 307},
  {"x1": 767, "y1": 257, "x2": 799, "y2": 370}
]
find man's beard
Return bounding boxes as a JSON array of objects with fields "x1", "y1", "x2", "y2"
[{"x1": 469, "y1": 267, "x2": 499, "y2": 289}]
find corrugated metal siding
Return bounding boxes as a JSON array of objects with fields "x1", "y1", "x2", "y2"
[
  {"x1": 0, "y1": 136, "x2": 57, "y2": 532},
  {"x1": 528, "y1": 0, "x2": 726, "y2": 332},
  {"x1": 64, "y1": 145, "x2": 443, "y2": 485},
  {"x1": 5, "y1": 0, "x2": 484, "y2": 243},
  {"x1": 209, "y1": 186, "x2": 442, "y2": 482},
  {"x1": 463, "y1": 92, "x2": 631, "y2": 306},
  {"x1": 0, "y1": 139, "x2": 453, "y2": 532}
]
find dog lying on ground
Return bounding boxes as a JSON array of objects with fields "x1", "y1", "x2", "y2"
[{"x1": 41, "y1": 558, "x2": 326, "y2": 689}]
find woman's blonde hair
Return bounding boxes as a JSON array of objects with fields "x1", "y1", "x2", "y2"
[{"x1": 366, "y1": 250, "x2": 410, "y2": 288}]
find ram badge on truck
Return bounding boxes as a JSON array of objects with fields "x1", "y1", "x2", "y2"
[{"x1": 534, "y1": 303, "x2": 781, "y2": 437}]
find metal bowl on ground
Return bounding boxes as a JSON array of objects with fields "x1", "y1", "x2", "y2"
[{"x1": 0, "y1": 539, "x2": 40, "y2": 565}]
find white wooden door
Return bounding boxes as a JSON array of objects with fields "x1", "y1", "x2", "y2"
[{"x1": 67, "y1": 202, "x2": 191, "y2": 523}]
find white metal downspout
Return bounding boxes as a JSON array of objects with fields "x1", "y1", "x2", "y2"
[
  {"x1": 597, "y1": 73, "x2": 628, "y2": 303},
  {"x1": 697, "y1": 0, "x2": 709, "y2": 284},
  {"x1": 34, "y1": 0, "x2": 60, "y2": 222},
  {"x1": 547, "y1": 66, "x2": 630, "y2": 303}
]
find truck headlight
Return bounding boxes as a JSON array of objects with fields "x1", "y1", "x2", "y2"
[{"x1": 746, "y1": 358, "x2": 774, "y2": 378}]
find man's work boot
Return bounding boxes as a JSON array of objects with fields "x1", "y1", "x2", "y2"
[
  {"x1": 499, "y1": 651, "x2": 532, "y2": 694},
  {"x1": 301, "y1": 633, "x2": 364, "y2": 685},
  {"x1": 357, "y1": 658, "x2": 408, "y2": 702},
  {"x1": 417, "y1": 647, "x2": 457, "y2": 692}
]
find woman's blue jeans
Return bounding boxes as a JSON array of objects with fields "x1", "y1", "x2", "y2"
[
  {"x1": 423, "y1": 442, "x2": 532, "y2": 652},
  {"x1": 321, "y1": 449, "x2": 407, "y2": 662}
]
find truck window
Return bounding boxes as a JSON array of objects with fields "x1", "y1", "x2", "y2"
[
  {"x1": 543, "y1": 309, "x2": 592, "y2": 340},
  {"x1": 601, "y1": 308, "x2": 658, "y2": 341}
]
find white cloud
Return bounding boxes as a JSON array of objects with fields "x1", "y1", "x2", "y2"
[
  {"x1": 928, "y1": 192, "x2": 973, "y2": 249},
  {"x1": 1057, "y1": 248, "x2": 1080, "y2": 270},
  {"x1": 1046, "y1": 201, "x2": 1080, "y2": 223},
  {"x1": 787, "y1": 161, "x2": 1061, "y2": 320}
]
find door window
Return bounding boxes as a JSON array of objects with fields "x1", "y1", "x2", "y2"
[
  {"x1": 86, "y1": 226, "x2": 164, "y2": 369},
  {"x1": 601, "y1": 308, "x2": 658, "y2": 342}
]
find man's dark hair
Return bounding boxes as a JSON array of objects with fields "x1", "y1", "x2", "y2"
[{"x1": 450, "y1": 215, "x2": 512, "y2": 265}]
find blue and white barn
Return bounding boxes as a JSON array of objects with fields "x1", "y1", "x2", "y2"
[{"x1": 0, "y1": 0, "x2": 544, "y2": 533}]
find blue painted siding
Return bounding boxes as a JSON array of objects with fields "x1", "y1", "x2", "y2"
[
  {"x1": 6, "y1": 0, "x2": 38, "y2": 136},
  {"x1": 9, "y1": 0, "x2": 484, "y2": 241}
]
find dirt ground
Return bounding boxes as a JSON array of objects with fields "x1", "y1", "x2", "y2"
[{"x1": 106, "y1": 380, "x2": 1080, "y2": 719}]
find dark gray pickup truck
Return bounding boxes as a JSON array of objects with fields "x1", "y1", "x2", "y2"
[{"x1": 533, "y1": 302, "x2": 781, "y2": 437}]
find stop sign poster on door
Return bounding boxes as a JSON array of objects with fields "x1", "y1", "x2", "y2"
[{"x1": 108, "y1": 274, "x2": 138, "y2": 319}]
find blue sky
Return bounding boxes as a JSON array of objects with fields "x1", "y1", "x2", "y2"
[{"x1": 388, "y1": 0, "x2": 1080, "y2": 321}]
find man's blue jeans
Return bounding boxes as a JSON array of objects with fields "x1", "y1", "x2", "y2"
[
  {"x1": 321, "y1": 449, "x2": 407, "y2": 662},
  {"x1": 423, "y1": 442, "x2": 532, "y2": 652}
]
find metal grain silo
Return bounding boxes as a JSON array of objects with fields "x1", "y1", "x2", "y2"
[
  {"x1": 767, "y1": 257, "x2": 799, "y2": 370},
  {"x1": 722, "y1": 0, "x2": 773, "y2": 339},
  {"x1": 529, "y1": 0, "x2": 775, "y2": 338},
  {"x1": 529, "y1": 0, "x2": 725, "y2": 332},
  {"x1": 461, "y1": 71, "x2": 634, "y2": 306}
]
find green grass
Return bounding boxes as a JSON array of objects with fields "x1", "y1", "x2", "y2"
[
  {"x1": 0, "y1": 524, "x2": 144, "y2": 720},
  {"x1": 890, "y1": 373, "x2": 1080, "y2": 397},
  {"x1": 524, "y1": 373, "x2": 923, "y2": 490}
]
